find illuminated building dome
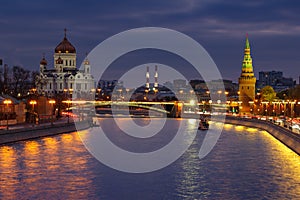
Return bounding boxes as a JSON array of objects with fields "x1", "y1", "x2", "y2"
[
  {"x1": 40, "y1": 56, "x2": 47, "y2": 65},
  {"x1": 55, "y1": 29, "x2": 76, "y2": 53}
]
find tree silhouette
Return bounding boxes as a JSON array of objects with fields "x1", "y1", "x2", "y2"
[{"x1": 261, "y1": 86, "x2": 276, "y2": 102}]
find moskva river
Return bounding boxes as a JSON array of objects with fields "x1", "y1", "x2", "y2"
[{"x1": 0, "y1": 118, "x2": 299, "y2": 199}]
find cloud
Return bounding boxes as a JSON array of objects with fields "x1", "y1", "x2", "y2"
[{"x1": 0, "y1": 0, "x2": 299, "y2": 82}]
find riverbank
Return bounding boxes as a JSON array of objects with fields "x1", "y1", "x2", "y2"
[
  {"x1": 0, "y1": 120, "x2": 90, "y2": 145},
  {"x1": 224, "y1": 116, "x2": 300, "y2": 155}
]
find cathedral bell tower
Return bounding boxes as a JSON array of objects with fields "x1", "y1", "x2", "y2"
[
  {"x1": 238, "y1": 34, "x2": 256, "y2": 114},
  {"x1": 39, "y1": 54, "x2": 47, "y2": 73},
  {"x1": 83, "y1": 55, "x2": 91, "y2": 74}
]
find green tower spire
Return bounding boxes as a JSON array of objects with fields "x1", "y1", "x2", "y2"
[
  {"x1": 242, "y1": 34, "x2": 253, "y2": 73},
  {"x1": 245, "y1": 35, "x2": 250, "y2": 49}
]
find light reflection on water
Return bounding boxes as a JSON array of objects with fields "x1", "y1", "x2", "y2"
[{"x1": 0, "y1": 118, "x2": 299, "y2": 199}]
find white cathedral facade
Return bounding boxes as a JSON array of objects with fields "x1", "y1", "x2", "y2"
[{"x1": 37, "y1": 30, "x2": 95, "y2": 99}]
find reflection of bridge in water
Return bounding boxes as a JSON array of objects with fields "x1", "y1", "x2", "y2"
[{"x1": 70, "y1": 101, "x2": 227, "y2": 118}]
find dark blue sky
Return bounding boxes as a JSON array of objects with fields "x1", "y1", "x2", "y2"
[{"x1": 0, "y1": 0, "x2": 300, "y2": 83}]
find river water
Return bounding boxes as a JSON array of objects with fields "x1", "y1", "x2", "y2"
[{"x1": 0, "y1": 118, "x2": 299, "y2": 199}]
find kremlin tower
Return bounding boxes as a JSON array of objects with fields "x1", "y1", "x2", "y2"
[{"x1": 238, "y1": 34, "x2": 256, "y2": 114}]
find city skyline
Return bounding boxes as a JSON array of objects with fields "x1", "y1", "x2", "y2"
[{"x1": 0, "y1": 1, "x2": 300, "y2": 83}]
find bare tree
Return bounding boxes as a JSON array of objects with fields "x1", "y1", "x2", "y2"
[
  {"x1": 11, "y1": 66, "x2": 30, "y2": 97},
  {"x1": 31, "y1": 70, "x2": 40, "y2": 88},
  {"x1": 0, "y1": 64, "x2": 11, "y2": 94}
]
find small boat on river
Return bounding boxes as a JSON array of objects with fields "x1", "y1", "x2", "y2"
[{"x1": 198, "y1": 118, "x2": 209, "y2": 130}]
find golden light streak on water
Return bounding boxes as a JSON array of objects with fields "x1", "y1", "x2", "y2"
[
  {"x1": 234, "y1": 125, "x2": 245, "y2": 132},
  {"x1": 259, "y1": 130, "x2": 300, "y2": 196},
  {"x1": 61, "y1": 133, "x2": 74, "y2": 144},
  {"x1": 24, "y1": 140, "x2": 41, "y2": 170},
  {"x1": 0, "y1": 146, "x2": 16, "y2": 169},
  {"x1": 43, "y1": 137, "x2": 58, "y2": 152},
  {"x1": 0, "y1": 146, "x2": 17, "y2": 200},
  {"x1": 223, "y1": 124, "x2": 233, "y2": 130},
  {"x1": 24, "y1": 140, "x2": 40, "y2": 156},
  {"x1": 246, "y1": 127, "x2": 258, "y2": 133}
]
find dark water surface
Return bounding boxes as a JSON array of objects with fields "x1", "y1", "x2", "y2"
[{"x1": 0, "y1": 119, "x2": 299, "y2": 199}]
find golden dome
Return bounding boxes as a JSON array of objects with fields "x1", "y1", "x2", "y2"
[
  {"x1": 55, "y1": 29, "x2": 76, "y2": 53},
  {"x1": 40, "y1": 56, "x2": 47, "y2": 65}
]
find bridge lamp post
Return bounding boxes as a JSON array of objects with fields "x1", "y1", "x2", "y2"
[
  {"x1": 237, "y1": 101, "x2": 242, "y2": 115},
  {"x1": 261, "y1": 101, "x2": 268, "y2": 117},
  {"x1": 291, "y1": 100, "x2": 296, "y2": 118},
  {"x1": 206, "y1": 90, "x2": 210, "y2": 99},
  {"x1": 4, "y1": 99, "x2": 12, "y2": 130},
  {"x1": 249, "y1": 101, "x2": 254, "y2": 115},
  {"x1": 49, "y1": 100, "x2": 56, "y2": 125},
  {"x1": 64, "y1": 100, "x2": 72, "y2": 124},
  {"x1": 202, "y1": 101, "x2": 206, "y2": 113},
  {"x1": 190, "y1": 90, "x2": 194, "y2": 99},
  {"x1": 272, "y1": 101, "x2": 280, "y2": 117},
  {"x1": 97, "y1": 88, "x2": 101, "y2": 100},
  {"x1": 125, "y1": 88, "x2": 130, "y2": 98},
  {"x1": 225, "y1": 101, "x2": 231, "y2": 113},
  {"x1": 189, "y1": 99, "x2": 196, "y2": 113},
  {"x1": 189, "y1": 99, "x2": 195, "y2": 105},
  {"x1": 217, "y1": 90, "x2": 222, "y2": 102},
  {"x1": 224, "y1": 91, "x2": 229, "y2": 102},
  {"x1": 208, "y1": 100, "x2": 212, "y2": 114}
]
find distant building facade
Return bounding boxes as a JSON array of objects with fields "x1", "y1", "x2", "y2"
[
  {"x1": 37, "y1": 30, "x2": 95, "y2": 98},
  {"x1": 173, "y1": 79, "x2": 187, "y2": 90},
  {"x1": 257, "y1": 71, "x2": 295, "y2": 92},
  {"x1": 238, "y1": 35, "x2": 256, "y2": 114}
]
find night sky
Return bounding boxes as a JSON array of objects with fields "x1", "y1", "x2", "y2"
[{"x1": 0, "y1": 0, "x2": 300, "y2": 83}]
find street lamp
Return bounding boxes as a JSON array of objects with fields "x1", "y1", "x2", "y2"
[
  {"x1": 189, "y1": 99, "x2": 195, "y2": 105},
  {"x1": 206, "y1": 90, "x2": 210, "y2": 95},
  {"x1": 291, "y1": 100, "x2": 296, "y2": 118},
  {"x1": 29, "y1": 100, "x2": 37, "y2": 126},
  {"x1": 49, "y1": 100, "x2": 56, "y2": 125},
  {"x1": 249, "y1": 101, "x2": 254, "y2": 115},
  {"x1": 224, "y1": 91, "x2": 229, "y2": 100},
  {"x1": 4, "y1": 99, "x2": 12, "y2": 130},
  {"x1": 217, "y1": 90, "x2": 222, "y2": 102},
  {"x1": 64, "y1": 100, "x2": 72, "y2": 123}
]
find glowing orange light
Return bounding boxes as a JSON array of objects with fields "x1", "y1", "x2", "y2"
[{"x1": 29, "y1": 100, "x2": 37, "y2": 105}]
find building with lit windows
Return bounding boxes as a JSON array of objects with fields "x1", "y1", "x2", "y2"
[
  {"x1": 37, "y1": 30, "x2": 95, "y2": 98},
  {"x1": 257, "y1": 71, "x2": 295, "y2": 92}
]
